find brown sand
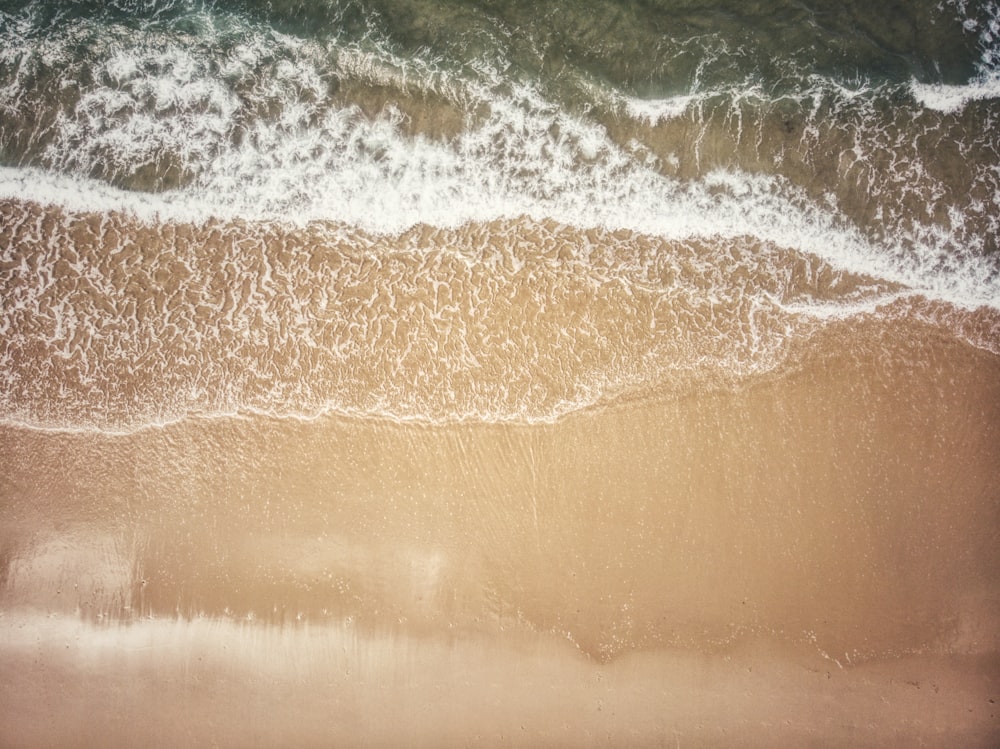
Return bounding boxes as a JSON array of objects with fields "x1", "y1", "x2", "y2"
[{"x1": 1, "y1": 318, "x2": 999, "y2": 747}]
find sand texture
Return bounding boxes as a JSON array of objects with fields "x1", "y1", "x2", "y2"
[{"x1": 2, "y1": 318, "x2": 998, "y2": 747}]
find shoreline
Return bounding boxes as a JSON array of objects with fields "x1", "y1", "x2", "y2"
[{"x1": 2, "y1": 318, "x2": 999, "y2": 745}]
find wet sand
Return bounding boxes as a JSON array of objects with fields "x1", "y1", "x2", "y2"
[
  {"x1": 1, "y1": 319, "x2": 999, "y2": 746},
  {"x1": 1, "y1": 614, "x2": 997, "y2": 748}
]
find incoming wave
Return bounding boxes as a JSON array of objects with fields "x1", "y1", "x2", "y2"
[
  {"x1": 1, "y1": 0, "x2": 998, "y2": 301},
  {"x1": 1, "y1": 0, "x2": 998, "y2": 429}
]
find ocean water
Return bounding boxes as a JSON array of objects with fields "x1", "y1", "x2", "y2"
[{"x1": 1, "y1": 0, "x2": 998, "y2": 428}]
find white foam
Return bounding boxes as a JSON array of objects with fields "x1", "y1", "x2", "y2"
[
  {"x1": 3, "y1": 92, "x2": 998, "y2": 316},
  {"x1": 1, "y1": 3, "x2": 998, "y2": 327},
  {"x1": 0, "y1": 165, "x2": 209, "y2": 224},
  {"x1": 910, "y1": 74, "x2": 1000, "y2": 113},
  {"x1": 921, "y1": 0, "x2": 1000, "y2": 112},
  {"x1": 623, "y1": 94, "x2": 698, "y2": 125}
]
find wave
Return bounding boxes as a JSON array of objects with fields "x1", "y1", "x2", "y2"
[
  {"x1": 2, "y1": 0, "x2": 998, "y2": 292},
  {"x1": 911, "y1": 73, "x2": 1000, "y2": 112},
  {"x1": 911, "y1": 0, "x2": 1000, "y2": 112},
  {"x1": 4, "y1": 199, "x2": 999, "y2": 431},
  {"x1": 1, "y1": 0, "x2": 999, "y2": 429}
]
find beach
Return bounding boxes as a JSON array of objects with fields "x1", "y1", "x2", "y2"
[
  {"x1": 3, "y1": 306, "x2": 999, "y2": 746},
  {"x1": 2, "y1": 0, "x2": 1000, "y2": 744}
]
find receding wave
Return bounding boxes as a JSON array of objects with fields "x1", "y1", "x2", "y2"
[{"x1": 4, "y1": 199, "x2": 999, "y2": 431}]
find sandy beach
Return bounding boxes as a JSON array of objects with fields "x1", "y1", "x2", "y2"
[
  {"x1": 2, "y1": 2, "x2": 1000, "y2": 742},
  {"x1": 2, "y1": 317, "x2": 998, "y2": 747}
]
